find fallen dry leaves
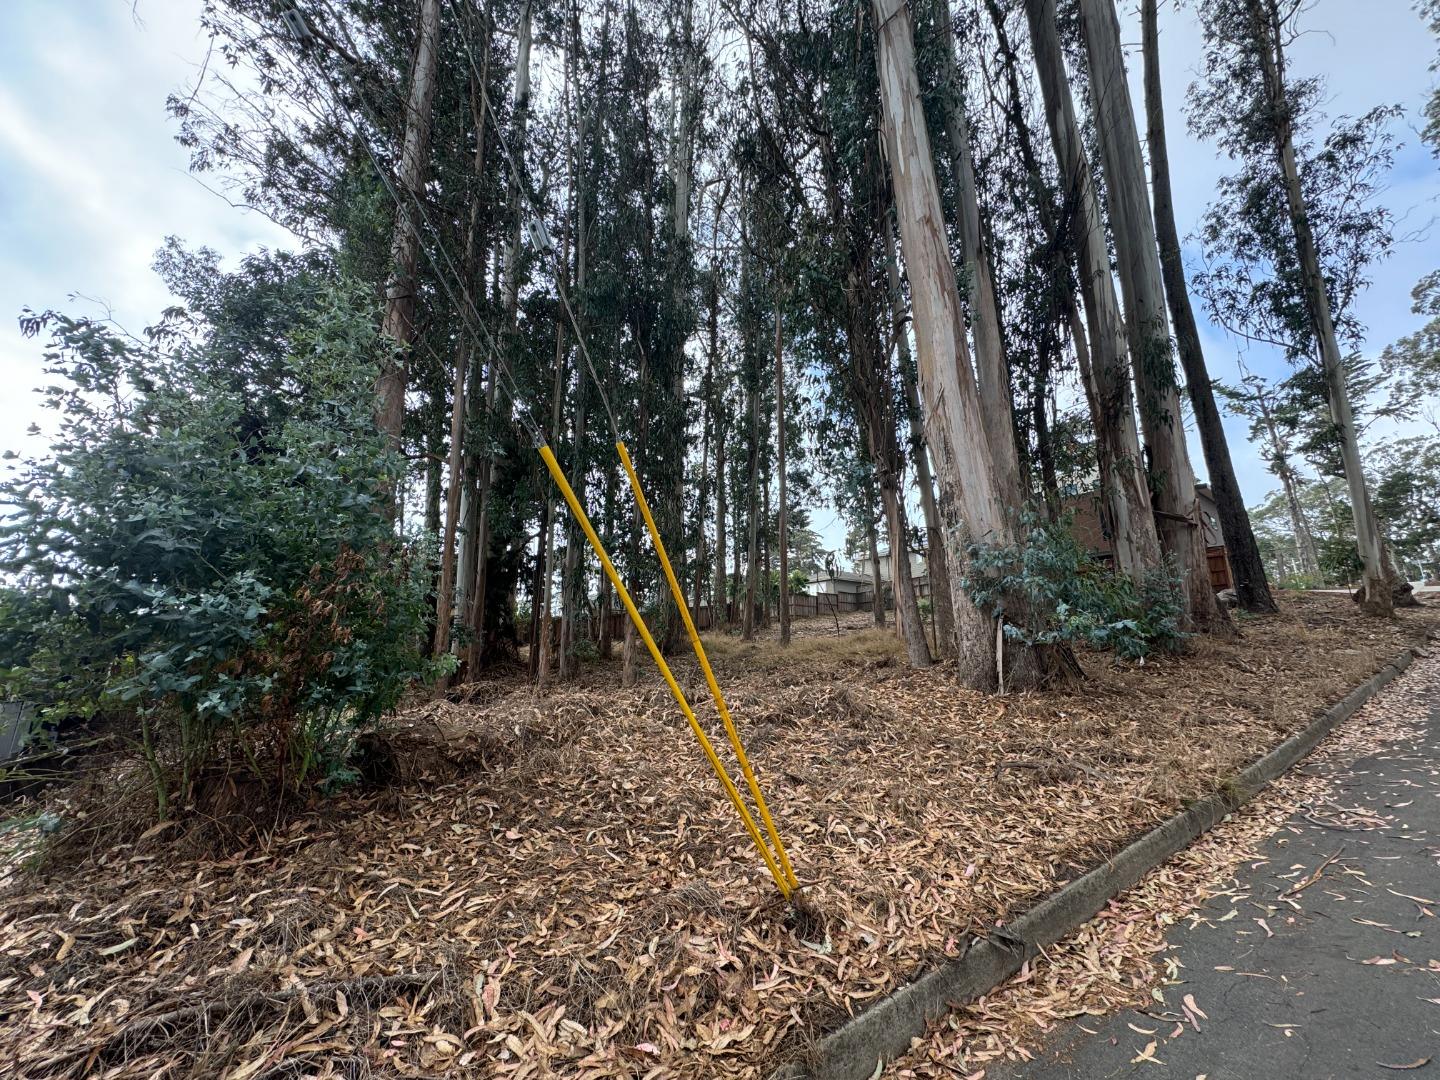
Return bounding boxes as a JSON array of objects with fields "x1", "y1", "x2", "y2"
[{"x1": 0, "y1": 593, "x2": 1436, "y2": 1079}]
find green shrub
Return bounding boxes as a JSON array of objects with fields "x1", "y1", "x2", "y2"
[
  {"x1": 963, "y1": 512, "x2": 1186, "y2": 661},
  {"x1": 1, "y1": 282, "x2": 437, "y2": 816}
]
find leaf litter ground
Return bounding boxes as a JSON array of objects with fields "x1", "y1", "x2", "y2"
[{"x1": 1, "y1": 593, "x2": 1436, "y2": 1079}]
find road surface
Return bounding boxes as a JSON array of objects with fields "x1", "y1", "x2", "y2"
[{"x1": 991, "y1": 660, "x2": 1440, "y2": 1080}]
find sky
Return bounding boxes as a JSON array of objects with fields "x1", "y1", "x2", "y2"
[{"x1": 0, "y1": 0, "x2": 1436, "y2": 565}]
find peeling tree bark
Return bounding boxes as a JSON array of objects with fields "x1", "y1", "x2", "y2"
[
  {"x1": 1076, "y1": 0, "x2": 1228, "y2": 632},
  {"x1": 928, "y1": 0, "x2": 1022, "y2": 506},
  {"x1": 884, "y1": 212, "x2": 956, "y2": 657},
  {"x1": 873, "y1": 0, "x2": 1075, "y2": 690}
]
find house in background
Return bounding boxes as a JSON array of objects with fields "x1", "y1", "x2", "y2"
[
  {"x1": 1063, "y1": 483, "x2": 1233, "y2": 590},
  {"x1": 804, "y1": 569, "x2": 872, "y2": 599},
  {"x1": 854, "y1": 545, "x2": 927, "y2": 587}
]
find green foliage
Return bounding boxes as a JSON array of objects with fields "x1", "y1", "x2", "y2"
[
  {"x1": 1317, "y1": 537, "x2": 1364, "y2": 585},
  {"x1": 1, "y1": 280, "x2": 436, "y2": 816},
  {"x1": 1188, "y1": 0, "x2": 1401, "y2": 362},
  {"x1": 963, "y1": 513, "x2": 1186, "y2": 661}
]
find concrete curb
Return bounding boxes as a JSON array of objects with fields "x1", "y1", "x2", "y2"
[{"x1": 776, "y1": 648, "x2": 1419, "y2": 1080}]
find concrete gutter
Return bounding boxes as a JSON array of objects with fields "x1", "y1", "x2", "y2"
[{"x1": 776, "y1": 648, "x2": 1419, "y2": 1080}]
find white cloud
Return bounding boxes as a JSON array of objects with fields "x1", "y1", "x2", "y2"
[{"x1": 0, "y1": 0, "x2": 292, "y2": 460}]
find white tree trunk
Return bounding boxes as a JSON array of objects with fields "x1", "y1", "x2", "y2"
[
  {"x1": 930, "y1": 0, "x2": 1022, "y2": 503},
  {"x1": 873, "y1": 0, "x2": 1068, "y2": 689},
  {"x1": 1077, "y1": 0, "x2": 1226, "y2": 630}
]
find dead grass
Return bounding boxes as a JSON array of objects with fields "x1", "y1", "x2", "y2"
[
  {"x1": 697, "y1": 618, "x2": 903, "y2": 672},
  {"x1": 0, "y1": 593, "x2": 1434, "y2": 1078}
]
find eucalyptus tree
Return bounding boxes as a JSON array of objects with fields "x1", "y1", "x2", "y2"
[
  {"x1": 1190, "y1": 0, "x2": 1401, "y2": 615},
  {"x1": 1017, "y1": 0, "x2": 1162, "y2": 581},
  {"x1": 1139, "y1": 0, "x2": 1274, "y2": 614},
  {"x1": 732, "y1": 0, "x2": 933, "y2": 665},
  {"x1": 873, "y1": 0, "x2": 1078, "y2": 688},
  {"x1": 1074, "y1": 0, "x2": 1227, "y2": 632},
  {"x1": 1215, "y1": 373, "x2": 1322, "y2": 578}
]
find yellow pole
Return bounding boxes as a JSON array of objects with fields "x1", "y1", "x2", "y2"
[
  {"x1": 535, "y1": 443, "x2": 791, "y2": 899},
  {"x1": 616, "y1": 441, "x2": 799, "y2": 891}
]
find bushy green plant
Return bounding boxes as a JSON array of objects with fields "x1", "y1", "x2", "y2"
[
  {"x1": 963, "y1": 512, "x2": 1186, "y2": 661},
  {"x1": 1318, "y1": 537, "x2": 1363, "y2": 586},
  {"x1": 1, "y1": 282, "x2": 437, "y2": 816}
]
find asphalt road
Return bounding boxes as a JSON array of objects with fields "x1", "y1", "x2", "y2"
[{"x1": 991, "y1": 671, "x2": 1440, "y2": 1080}]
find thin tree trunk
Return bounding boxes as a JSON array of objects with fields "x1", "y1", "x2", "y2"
[
  {"x1": 760, "y1": 459, "x2": 772, "y2": 629},
  {"x1": 715, "y1": 418, "x2": 729, "y2": 625},
  {"x1": 693, "y1": 382, "x2": 711, "y2": 620},
  {"x1": 1246, "y1": 0, "x2": 1390, "y2": 615},
  {"x1": 1142, "y1": 0, "x2": 1275, "y2": 614},
  {"x1": 865, "y1": 484, "x2": 886, "y2": 629},
  {"x1": 742, "y1": 377, "x2": 761, "y2": 641},
  {"x1": 434, "y1": 61, "x2": 490, "y2": 669},
  {"x1": 873, "y1": 0, "x2": 1077, "y2": 690},
  {"x1": 774, "y1": 312, "x2": 791, "y2": 646},
  {"x1": 884, "y1": 212, "x2": 955, "y2": 657},
  {"x1": 500, "y1": 1, "x2": 533, "y2": 322},
  {"x1": 535, "y1": 516, "x2": 558, "y2": 691},
  {"x1": 433, "y1": 343, "x2": 468, "y2": 660},
  {"x1": 1032, "y1": 342, "x2": 1061, "y2": 518},
  {"x1": 878, "y1": 465, "x2": 932, "y2": 665},
  {"x1": 560, "y1": 11, "x2": 589, "y2": 682},
  {"x1": 1020, "y1": 0, "x2": 1161, "y2": 581},
  {"x1": 1077, "y1": 0, "x2": 1227, "y2": 631},
  {"x1": 378, "y1": 0, "x2": 442, "y2": 451},
  {"x1": 598, "y1": 466, "x2": 615, "y2": 659},
  {"x1": 1254, "y1": 390, "x2": 1322, "y2": 576}
]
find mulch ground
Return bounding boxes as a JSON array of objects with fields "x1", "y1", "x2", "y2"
[{"x1": 1, "y1": 593, "x2": 1435, "y2": 1079}]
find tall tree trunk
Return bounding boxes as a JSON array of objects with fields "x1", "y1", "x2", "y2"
[
  {"x1": 466, "y1": 7, "x2": 531, "y2": 676},
  {"x1": 598, "y1": 466, "x2": 615, "y2": 659},
  {"x1": 378, "y1": 0, "x2": 442, "y2": 451},
  {"x1": 742, "y1": 379, "x2": 761, "y2": 641},
  {"x1": 715, "y1": 417, "x2": 729, "y2": 625},
  {"x1": 1020, "y1": 0, "x2": 1161, "y2": 581},
  {"x1": 535, "y1": 517, "x2": 558, "y2": 690},
  {"x1": 693, "y1": 380, "x2": 711, "y2": 621},
  {"x1": 873, "y1": 0, "x2": 1076, "y2": 690},
  {"x1": 434, "y1": 63, "x2": 491, "y2": 670},
  {"x1": 1246, "y1": 0, "x2": 1390, "y2": 616},
  {"x1": 500, "y1": 1, "x2": 533, "y2": 322},
  {"x1": 1032, "y1": 342, "x2": 1061, "y2": 518},
  {"x1": 1141, "y1": 0, "x2": 1276, "y2": 614},
  {"x1": 560, "y1": 9, "x2": 590, "y2": 682},
  {"x1": 760, "y1": 459, "x2": 772, "y2": 629},
  {"x1": 928, "y1": 0, "x2": 1021, "y2": 505},
  {"x1": 1076, "y1": 0, "x2": 1228, "y2": 632},
  {"x1": 656, "y1": 0, "x2": 698, "y2": 653},
  {"x1": 884, "y1": 213, "x2": 956, "y2": 656},
  {"x1": 774, "y1": 312, "x2": 791, "y2": 646},
  {"x1": 433, "y1": 346, "x2": 468, "y2": 660}
]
